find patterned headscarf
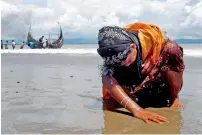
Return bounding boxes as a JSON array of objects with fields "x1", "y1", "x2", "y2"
[{"x1": 97, "y1": 26, "x2": 140, "y2": 67}]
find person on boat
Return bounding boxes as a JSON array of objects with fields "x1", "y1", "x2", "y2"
[
  {"x1": 39, "y1": 36, "x2": 44, "y2": 43},
  {"x1": 42, "y1": 39, "x2": 48, "y2": 48},
  {"x1": 5, "y1": 40, "x2": 8, "y2": 49},
  {"x1": 1, "y1": 40, "x2": 3, "y2": 49},
  {"x1": 20, "y1": 41, "x2": 26, "y2": 49},
  {"x1": 46, "y1": 39, "x2": 49, "y2": 48},
  {"x1": 28, "y1": 41, "x2": 34, "y2": 49},
  {"x1": 12, "y1": 40, "x2": 16, "y2": 49},
  {"x1": 97, "y1": 22, "x2": 185, "y2": 124}
]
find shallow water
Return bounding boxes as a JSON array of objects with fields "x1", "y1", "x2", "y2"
[{"x1": 1, "y1": 54, "x2": 202, "y2": 134}]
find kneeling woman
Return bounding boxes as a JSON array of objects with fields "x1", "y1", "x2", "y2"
[{"x1": 97, "y1": 22, "x2": 185, "y2": 124}]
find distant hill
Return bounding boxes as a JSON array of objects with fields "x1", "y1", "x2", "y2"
[
  {"x1": 1, "y1": 38, "x2": 202, "y2": 45},
  {"x1": 174, "y1": 38, "x2": 202, "y2": 44},
  {"x1": 63, "y1": 38, "x2": 97, "y2": 44}
]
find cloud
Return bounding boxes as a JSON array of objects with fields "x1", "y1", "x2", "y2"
[{"x1": 1, "y1": 0, "x2": 202, "y2": 40}]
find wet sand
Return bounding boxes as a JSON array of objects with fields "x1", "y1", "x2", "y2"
[
  {"x1": 103, "y1": 107, "x2": 181, "y2": 134},
  {"x1": 1, "y1": 54, "x2": 202, "y2": 134}
]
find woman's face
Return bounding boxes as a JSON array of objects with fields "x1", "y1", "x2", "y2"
[{"x1": 121, "y1": 43, "x2": 137, "y2": 67}]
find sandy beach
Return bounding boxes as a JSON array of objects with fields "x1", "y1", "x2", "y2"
[{"x1": 1, "y1": 49, "x2": 202, "y2": 134}]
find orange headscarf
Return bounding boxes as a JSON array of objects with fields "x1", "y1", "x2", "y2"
[{"x1": 123, "y1": 22, "x2": 165, "y2": 64}]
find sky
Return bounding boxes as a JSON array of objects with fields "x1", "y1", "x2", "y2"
[{"x1": 1, "y1": 0, "x2": 202, "y2": 40}]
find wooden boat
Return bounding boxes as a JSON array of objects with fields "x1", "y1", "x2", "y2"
[{"x1": 27, "y1": 22, "x2": 64, "y2": 49}]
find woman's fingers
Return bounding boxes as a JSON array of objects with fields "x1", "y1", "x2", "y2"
[
  {"x1": 155, "y1": 116, "x2": 169, "y2": 122},
  {"x1": 145, "y1": 63, "x2": 154, "y2": 74},
  {"x1": 143, "y1": 119, "x2": 151, "y2": 124},
  {"x1": 147, "y1": 65, "x2": 153, "y2": 74},
  {"x1": 145, "y1": 112, "x2": 169, "y2": 123},
  {"x1": 170, "y1": 99, "x2": 184, "y2": 109},
  {"x1": 141, "y1": 59, "x2": 149, "y2": 68},
  {"x1": 149, "y1": 117, "x2": 162, "y2": 124},
  {"x1": 180, "y1": 104, "x2": 184, "y2": 109},
  {"x1": 146, "y1": 116, "x2": 168, "y2": 124},
  {"x1": 154, "y1": 114, "x2": 168, "y2": 121},
  {"x1": 141, "y1": 62, "x2": 154, "y2": 74},
  {"x1": 141, "y1": 62, "x2": 150, "y2": 74},
  {"x1": 136, "y1": 110, "x2": 169, "y2": 124},
  {"x1": 142, "y1": 115, "x2": 164, "y2": 124},
  {"x1": 140, "y1": 116, "x2": 150, "y2": 124},
  {"x1": 148, "y1": 112, "x2": 169, "y2": 122}
]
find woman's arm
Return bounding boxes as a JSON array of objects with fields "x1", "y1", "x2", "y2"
[
  {"x1": 103, "y1": 75, "x2": 169, "y2": 123},
  {"x1": 166, "y1": 71, "x2": 183, "y2": 99},
  {"x1": 164, "y1": 40, "x2": 185, "y2": 108},
  {"x1": 102, "y1": 75, "x2": 141, "y2": 114},
  {"x1": 166, "y1": 70, "x2": 184, "y2": 108}
]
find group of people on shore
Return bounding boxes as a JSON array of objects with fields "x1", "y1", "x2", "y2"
[
  {"x1": 1, "y1": 36, "x2": 54, "y2": 50},
  {"x1": 1, "y1": 40, "x2": 27, "y2": 49}
]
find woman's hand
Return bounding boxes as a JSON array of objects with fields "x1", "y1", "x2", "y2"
[
  {"x1": 170, "y1": 98, "x2": 184, "y2": 109},
  {"x1": 141, "y1": 57, "x2": 154, "y2": 75},
  {"x1": 132, "y1": 109, "x2": 169, "y2": 124}
]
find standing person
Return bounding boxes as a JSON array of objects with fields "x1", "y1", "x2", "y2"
[
  {"x1": 97, "y1": 22, "x2": 185, "y2": 124},
  {"x1": 5, "y1": 40, "x2": 8, "y2": 49},
  {"x1": 1, "y1": 40, "x2": 3, "y2": 49},
  {"x1": 12, "y1": 40, "x2": 16, "y2": 49}
]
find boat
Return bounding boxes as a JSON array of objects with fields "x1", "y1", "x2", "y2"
[{"x1": 27, "y1": 22, "x2": 64, "y2": 49}]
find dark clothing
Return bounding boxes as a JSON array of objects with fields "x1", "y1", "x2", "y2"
[
  {"x1": 1, "y1": 41, "x2": 3, "y2": 49},
  {"x1": 102, "y1": 39, "x2": 184, "y2": 108},
  {"x1": 132, "y1": 39, "x2": 184, "y2": 108},
  {"x1": 39, "y1": 37, "x2": 44, "y2": 42}
]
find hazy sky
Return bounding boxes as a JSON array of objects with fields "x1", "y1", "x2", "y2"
[{"x1": 1, "y1": 0, "x2": 202, "y2": 40}]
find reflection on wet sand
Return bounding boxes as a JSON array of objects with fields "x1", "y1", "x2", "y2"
[{"x1": 102, "y1": 99, "x2": 182, "y2": 134}]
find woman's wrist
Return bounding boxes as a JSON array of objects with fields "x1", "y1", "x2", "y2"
[
  {"x1": 131, "y1": 106, "x2": 142, "y2": 115},
  {"x1": 127, "y1": 99, "x2": 142, "y2": 115},
  {"x1": 120, "y1": 96, "x2": 142, "y2": 115}
]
